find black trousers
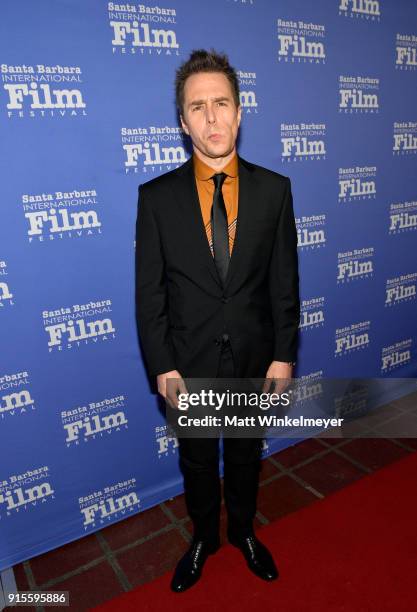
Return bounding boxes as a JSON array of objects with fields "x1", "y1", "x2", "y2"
[{"x1": 177, "y1": 339, "x2": 263, "y2": 545}]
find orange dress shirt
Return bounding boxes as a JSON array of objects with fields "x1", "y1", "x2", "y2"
[{"x1": 193, "y1": 152, "x2": 239, "y2": 257}]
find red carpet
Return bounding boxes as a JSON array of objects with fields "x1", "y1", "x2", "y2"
[{"x1": 92, "y1": 452, "x2": 417, "y2": 611}]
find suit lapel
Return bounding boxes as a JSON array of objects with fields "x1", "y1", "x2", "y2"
[
  {"x1": 172, "y1": 154, "x2": 258, "y2": 292},
  {"x1": 223, "y1": 155, "x2": 257, "y2": 291},
  {"x1": 173, "y1": 157, "x2": 221, "y2": 288}
]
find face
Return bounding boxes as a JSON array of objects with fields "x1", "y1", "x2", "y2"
[{"x1": 180, "y1": 71, "x2": 242, "y2": 165}]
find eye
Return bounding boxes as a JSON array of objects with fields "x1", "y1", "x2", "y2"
[{"x1": 192, "y1": 105, "x2": 202, "y2": 111}]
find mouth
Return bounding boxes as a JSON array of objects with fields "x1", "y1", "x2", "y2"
[{"x1": 208, "y1": 133, "x2": 222, "y2": 141}]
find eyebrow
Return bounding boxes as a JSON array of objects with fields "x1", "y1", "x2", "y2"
[{"x1": 188, "y1": 96, "x2": 230, "y2": 108}]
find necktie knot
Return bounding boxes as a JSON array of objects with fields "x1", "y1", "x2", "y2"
[{"x1": 212, "y1": 172, "x2": 227, "y2": 190}]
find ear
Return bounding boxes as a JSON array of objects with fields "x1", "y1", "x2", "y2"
[
  {"x1": 237, "y1": 104, "x2": 242, "y2": 128},
  {"x1": 180, "y1": 113, "x2": 189, "y2": 135}
]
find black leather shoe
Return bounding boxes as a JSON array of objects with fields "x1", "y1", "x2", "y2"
[
  {"x1": 170, "y1": 539, "x2": 220, "y2": 592},
  {"x1": 229, "y1": 534, "x2": 279, "y2": 581}
]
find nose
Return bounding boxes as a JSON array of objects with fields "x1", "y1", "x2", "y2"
[{"x1": 206, "y1": 102, "x2": 216, "y2": 124}]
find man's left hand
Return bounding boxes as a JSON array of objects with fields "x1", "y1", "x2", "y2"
[{"x1": 262, "y1": 361, "x2": 293, "y2": 394}]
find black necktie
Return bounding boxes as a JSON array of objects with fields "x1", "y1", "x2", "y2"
[{"x1": 211, "y1": 172, "x2": 229, "y2": 286}]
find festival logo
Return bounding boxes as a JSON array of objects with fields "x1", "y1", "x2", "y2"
[
  {"x1": 389, "y1": 200, "x2": 417, "y2": 234},
  {"x1": 395, "y1": 33, "x2": 417, "y2": 70},
  {"x1": 334, "y1": 383, "x2": 369, "y2": 419},
  {"x1": 280, "y1": 122, "x2": 326, "y2": 162},
  {"x1": 385, "y1": 273, "x2": 417, "y2": 306},
  {"x1": 0, "y1": 259, "x2": 14, "y2": 307},
  {"x1": 108, "y1": 2, "x2": 180, "y2": 56},
  {"x1": 79, "y1": 477, "x2": 141, "y2": 529},
  {"x1": 0, "y1": 370, "x2": 34, "y2": 420},
  {"x1": 337, "y1": 247, "x2": 374, "y2": 283},
  {"x1": 23, "y1": 188, "x2": 101, "y2": 243},
  {"x1": 43, "y1": 299, "x2": 116, "y2": 352},
  {"x1": 2, "y1": 64, "x2": 86, "y2": 118},
  {"x1": 122, "y1": 125, "x2": 187, "y2": 174},
  {"x1": 381, "y1": 339, "x2": 412, "y2": 372},
  {"x1": 0, "y1": 466, "x2": 55, "y2": 517},
  {"x1": 155, "y1": 424, "x2": 178, "y2": 457},
  {"x1": 338, "y1": 75, "x2": 379, "y2": 113},
  {"x1": 62, "y1": 395, "x2": 128, "y2": 446},
  {"x1": 277, "y1": 18, "x2": 326, "y2": 64},
  {"x1": 393, "y1": 121, "x2": 417, "y2": 154},
  {"x1": 294, "y1": 371, "x2": 324, "y2": 405},
  {"x1": 335, "y1": 320, "x2": 371, "y2": 356},
  {"x1": 338, "y1": 0, "x2": 381, "y2": 21},
  {"x1": 338, "y1": 166, "x2": 377, "y2": 202},
  {"x1": 296, "y1": 214, "x2": 326, "y2": 250},
  {"x1": 300, "y1": 297, "x2": 325, "y2": 331},
  {"x1": 237, "y1": 69, "x2": 258, "y2": 114}
]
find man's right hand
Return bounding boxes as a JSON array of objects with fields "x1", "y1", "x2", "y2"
[{"x1": 156, "y1": 370, "x2": 188, "y2": 409}]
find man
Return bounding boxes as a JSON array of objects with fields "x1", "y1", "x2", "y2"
[{"x1": 135, "y1": 49, "x2": 300, "y2": 592}]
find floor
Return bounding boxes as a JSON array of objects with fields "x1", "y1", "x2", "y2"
[{"x1": 5, "y1": 391, "x2": 417, "y2": 611}]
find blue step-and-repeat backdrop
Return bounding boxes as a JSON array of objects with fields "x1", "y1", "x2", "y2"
[{"x1": 1, "y1": 0, "x2": 416, "y2": 569}]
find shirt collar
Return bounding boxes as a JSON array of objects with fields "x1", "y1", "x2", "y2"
[{"x1": 193, "y1": 151, "x2": 238, "y2": 180}]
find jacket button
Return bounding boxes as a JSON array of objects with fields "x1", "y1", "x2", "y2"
[{"x1": 221, "y1": 296, "x2": 229, "y2": 304}]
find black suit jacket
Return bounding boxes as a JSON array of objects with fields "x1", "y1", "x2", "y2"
[{"x1": 135, "y1": 154, "x2": 300, "y2": 379}]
